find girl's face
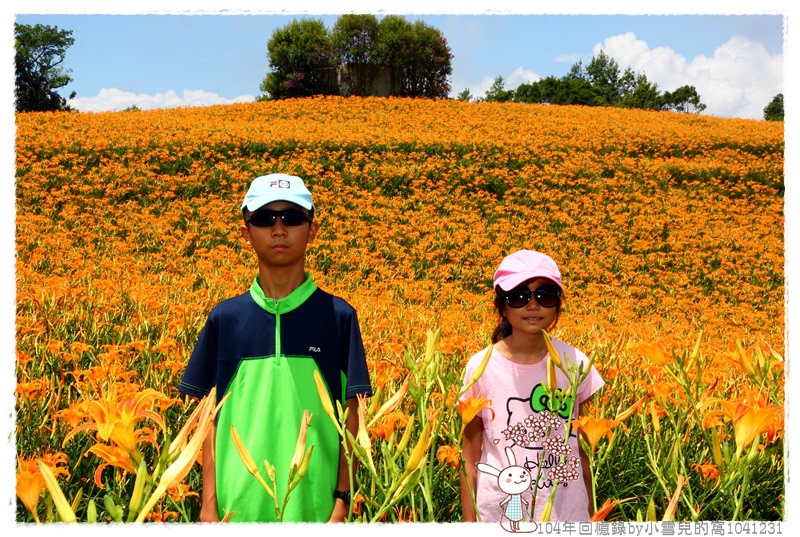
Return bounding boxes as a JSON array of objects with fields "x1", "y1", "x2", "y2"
[{"x1": 501, "y1": 278, "x2": 560, "y2": 336}]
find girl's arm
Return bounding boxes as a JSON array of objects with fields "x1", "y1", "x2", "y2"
[
  {"x1": 578, "y1": 401, "x2": 595, "y2": 518},
  {"x1": 460, "y1": 417, "x2": 483, "y2": 522}
]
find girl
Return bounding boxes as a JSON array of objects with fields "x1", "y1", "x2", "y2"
[{"x1": 460, "y1": 250, "x2": 605, "y2": 523}]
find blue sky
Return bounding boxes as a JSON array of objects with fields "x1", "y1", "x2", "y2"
[{"x1": 9, "y1": 1, "x2": 791, "y2": 119}]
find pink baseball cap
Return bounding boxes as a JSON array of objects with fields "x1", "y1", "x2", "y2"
[{"x1": 493, "y1": 250, "x2": 563, "y2": 291}]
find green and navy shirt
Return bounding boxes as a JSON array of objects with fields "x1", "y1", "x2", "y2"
[{"x1": 179, "y1": 274, "x2": 372, "y2": 522}]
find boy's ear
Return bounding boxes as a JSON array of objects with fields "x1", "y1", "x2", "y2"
[
  {"x1": 241, "y1": 223, "x2": 252, "y2": 245},
  {"x1": 307, "y1": 221, "x2": 319, "y2": 244}
]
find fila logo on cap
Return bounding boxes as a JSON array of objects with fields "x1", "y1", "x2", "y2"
[{"x1": 269, "y1": 179, "x2": 291, "y2": 189}]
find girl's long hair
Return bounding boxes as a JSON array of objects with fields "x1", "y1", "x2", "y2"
[{"x1": 491, "y1": 281, "x2": 563, "y2": 344}]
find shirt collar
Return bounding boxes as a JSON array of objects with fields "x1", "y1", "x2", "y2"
[{"x1": 249, "y1": 272, "x2": 317, "y2": 314}]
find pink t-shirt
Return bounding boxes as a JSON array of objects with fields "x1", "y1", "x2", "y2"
[{"x1": 460, "y1": 339, "x2": 605, "y2": 522}]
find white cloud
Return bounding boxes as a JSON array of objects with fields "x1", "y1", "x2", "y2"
[
  {"x1": 506, "y1": 66, "x2": 541, "y2": 88},
  {"x1": 68, "y1": 88, "x2": 255, "y2": 113},
  {"x1": 554, "y1": 53, "x2": 580, "y2": 64},
  {"x1": 454, "y1": 67, "x2": 541, "y2": 100},
  {"x1": 463, "y1": 76, "x2": 497, "y2": 99},
  {"x1": 596, "y1": 32, "x2": 783, "y2": 119}
]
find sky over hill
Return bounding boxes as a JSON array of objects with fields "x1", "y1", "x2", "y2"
[{"x1": 11, "y1": 1, "x2": 789, "y2": 120}]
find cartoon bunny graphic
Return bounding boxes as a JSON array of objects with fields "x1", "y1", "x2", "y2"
[{"x1": 477, "y1": 446, "x2": 536, "y2": 532}]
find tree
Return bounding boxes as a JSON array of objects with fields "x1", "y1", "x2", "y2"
[
  {"x1": 484, "y1": 52, "x2": 706, "y2": 116},
  {"x1": 662, "y1": 85, "x2": 707, "y2": 114},
  {"x1": 584, "y1": 51, "x2": 622, "y2": 106},
  {"x1": 763, "y1": 93, "x2": 784, "y2": 121},
  {"x1": 262, "y1": 15, "x2": 453, "y2": 100},
  {"x1": 483, "y1": 76, "x2": 514, "y2": 103},
  {"x1": 331, "y1": 14, "x2": 380, "y2": 96},
  {"x1": 371, "y1": 15, "x2": 412, "y2": 96},
  {"x1": 617, "y1": 68, "x2": 662, "y2": 111},
  {"x1": 14, "y1": 23, "x2": 76, "y2": 112},
  {"x1": 375, "y1": 17, "x2": 453, "y2": 98},
  {"x1": 259, "y1": 18, "x2": 336, "y2": 100},
  {"x1": 515, "y1": 75, "x2": 599, "y2": 106},
  {"x1": 457, "y1": 88, "x2": 473, "y2": 102}
]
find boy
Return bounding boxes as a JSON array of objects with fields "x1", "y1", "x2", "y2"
[{"x1": 179, "y1": 173, "x2": 372, "y2": 522}]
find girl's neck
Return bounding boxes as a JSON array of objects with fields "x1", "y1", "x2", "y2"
[{"x1": 497, "y1": 332, "x2": 549, "y2": 365}]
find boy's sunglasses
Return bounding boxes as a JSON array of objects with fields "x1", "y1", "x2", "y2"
[
  {"x1": 248, "y1": 209, "x2": 311, "y2": 227},
  {"x1": 504, "y1": 287, "x2": 561, "y2": 309}
]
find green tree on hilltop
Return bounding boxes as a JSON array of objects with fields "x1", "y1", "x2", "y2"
[
  {"x1": 482, "y1": 76, "x2": 515, "y2": 103},
  {"x1": 331, "y1": 14, "x2": 380, "y2": 97},
  {"x1": 259, "y1": 18, "x2": 337, "y2": 100},
  {"x1": 260, "y1": 15, "x2": 453, "y2": 100},
  {"x1": 15, "y1": 22, "x2": 76, "y2": 112},
  {"x1": 661, "y1": 85, "x2": 707, "y2": 114},
  {"x1": 763, "y1": 93, "x2": 784, "y2": 121},
  {"x1": 482, "y1": 51, "x2": 706, "y2": 115}
]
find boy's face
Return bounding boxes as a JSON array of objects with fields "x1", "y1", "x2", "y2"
[{"x1": 240, "y1": 201, "x2": 318, "y2": 269}]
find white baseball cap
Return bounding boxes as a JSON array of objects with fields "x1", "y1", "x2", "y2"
[{"x1": 241, "y1": 174, "x2": 314, "y2": 212}]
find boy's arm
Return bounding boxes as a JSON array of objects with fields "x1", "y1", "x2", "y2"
[
  {"x1": 460, "y1": 416, "x2": 483, "y2": 522},
  {"x1": 328, "y1": 396, "x2": 360, "y2": 523},
  {"x1": 199, "y1": 422, "x2": 220, "y2": 522}
]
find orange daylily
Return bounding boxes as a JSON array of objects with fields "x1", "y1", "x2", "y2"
[
  {"x1": 704, "y1": 398, "x2": 783, "y2": 459},
  {"x1": 590, "y1": 500, "x2": 616, "y2": 522},
  {"x1": 369, "y1": 411, "x2": 410, "y2": 441},
  {"x1": 87, "y1": 444, "x2": 137, "y2": 487},
  {"x1": 168, "y1": 483, "x2": 199, "y2": 503},
  {"x1": 633, "y1": 340, "x2": 670, "y2": 365},
  {"x1": 144, "y1": 503, "x2": 179, "y2": 522},
  {"x1": 393, "y1": 505, "x2": 418, "y2": 522},
  {"x1": 436, "y1": 444, "x2": 461, "y2": 469},
  {"x1": 457, "y1": 388, "x2": 494, "y2": 427},
  {"x1": 16, "y1": 379, "x2": 48, "y2": 401},
  {"x1": 591, "y1": 498, "x2": 624, "y2": 522},
  {"x1": 573, "y1": 415, "x2": 622, "y2": 454},
  {"x1": 650, "y1": 382, "x2": 681, "y2": 409},
  {"x1": 16, "y1": 452, "x2": 70, "y2": 522},
  {"x1": 351, "y1": 493, "x2": 366, "y2": 516},
  {"x1": 691, "y1": 462, "x2": 721, "y2": 481},
  {"x1": 62, "y1": 386, "x2": 168, "y2": 464}
]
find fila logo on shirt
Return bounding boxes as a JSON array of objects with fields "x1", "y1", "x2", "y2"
[{"x1": 309, "y1": 346, "x2": 321, "y2": 353}]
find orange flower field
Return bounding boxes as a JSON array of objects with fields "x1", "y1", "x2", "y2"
[{"x1": 15, "y1": 97, "x2": 784, "y2": 522}]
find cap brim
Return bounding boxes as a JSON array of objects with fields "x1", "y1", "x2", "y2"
[
  {"x1": 242, "y1": 194, "x2": 314, "y2": 212},
  {"x1": 496, "y1": 273, "x2": 563, "y2": 291}
]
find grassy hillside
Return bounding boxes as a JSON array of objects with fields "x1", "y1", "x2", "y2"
[{"x1": 15, "y1": 97, "x2": 784, "y2": 522}]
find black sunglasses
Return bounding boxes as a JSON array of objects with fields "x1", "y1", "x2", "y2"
[
  {"x1": 248, "y1": 209, "x2": 311, "y2": 227},
  {"x1": 504, "y1": 286, "x2": 561, "y2": 309}
]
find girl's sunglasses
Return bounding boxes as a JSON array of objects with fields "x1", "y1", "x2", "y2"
[
  {"x1": 504, "y1": 286, "x2": 561, "y2": 308},
  {"x1": 248, "y1": 209, "x2": 311, "y2": 227}
]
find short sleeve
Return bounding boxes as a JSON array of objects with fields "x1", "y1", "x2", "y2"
[
  {"x1": 342, "y1": 307, "x2": 372, "y2": 400},
  {"x1": 577, "y1": 355, "x2": 605, "y2": 405},
  {"x1": 178, "y1": 312, "x2": 219, "y2": 400}
]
